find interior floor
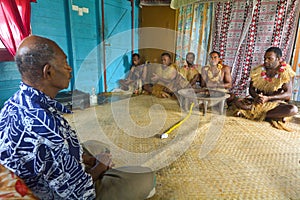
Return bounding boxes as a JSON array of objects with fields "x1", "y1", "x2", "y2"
[{"x1": 65, "y1": 94, "x2": 300, "y2": 199}]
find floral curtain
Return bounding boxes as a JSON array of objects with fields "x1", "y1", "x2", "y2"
[
  {"x1": 140, "y1": 0, "x2": 171, "y2": 6},
  {"x1": 175, "y1": 2, "x2": 213, "y2": 67},
  {"x1": 170, "y1": 0, "x2": 228, "y2": 9},
  {"x1": 0, "y1": 0, "x2": 36, "y2": 56},
  {"x1": 212, "y1": 0, "x2": 300, "y2": 97},
  {"x1": 292, "y1": 19, "x2": 300, "y2": 101}
]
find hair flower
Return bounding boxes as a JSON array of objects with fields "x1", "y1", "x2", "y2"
[{"x1": 278, "y1": 67, "x2": 285, "y2": 72}]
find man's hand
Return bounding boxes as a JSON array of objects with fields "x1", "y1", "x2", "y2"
[
  {"x1": 82, "y1": 153, "x2": 96, "y2": 167},
  {"x1": 95, "y1": 152, "x2": 114, "y2": 169},
  {"x1": 88, "y1": 153, "x2": 114, "y2": 181},
  {"x1": 151, "y1": 73, "x2": 160, "y2": 82},
  {"x1": 206, "y1": 81, "x2": 218, "y2": 88},
  {"x1": 254, "y1": 93, "x2": 269, "y2": 104}
]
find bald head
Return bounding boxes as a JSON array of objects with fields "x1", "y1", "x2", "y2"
[{"x1": 15, "y1": 35, "x2": 62, "y2": 83}]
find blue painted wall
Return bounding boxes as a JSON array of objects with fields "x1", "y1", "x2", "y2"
[
  {"x1": 31, "y1": 0, "x2": 69, "y2": 54},
  {"x1": 100, "y1": 0, "x2": 132, "y2": 92},
  {"x1": 0, "y1": 62, "x2": 20, "y2": 107},
  {"x1": 0, "y1": 0, "x2": 139, "y2": 107},
  {"x1": 67, "y1": 0, "x2": 100, "y2": 94}
]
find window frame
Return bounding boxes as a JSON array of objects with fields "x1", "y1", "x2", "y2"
[{"x1": 0, "y1": 41, "x2": 14, "y2": 62}]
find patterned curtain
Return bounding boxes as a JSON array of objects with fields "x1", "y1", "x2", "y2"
[
  {"x1": 212, "y1": 0, "x2": 300, "y2": 97},
  {"x1": 175, "y1": 2, "x2": 213, "y2": 67},
  {"x1": 171, "y1": 0, "x2": 229, "y2": 9}
]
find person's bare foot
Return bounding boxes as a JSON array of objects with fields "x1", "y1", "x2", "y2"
[
  {"x1": 161, "y1": 92, "x2": 170, "y2": 98},
  {"x1": 234, "y1": 111, "x2": 244, "y2": 117},
  {"x1": 266, "y1": 118, "x2": 293, "y2": 132}
]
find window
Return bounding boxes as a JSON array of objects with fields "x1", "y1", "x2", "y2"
[
  {"x1": 0, "y1": 40, "x2": 14, "y2": 62},
  {"x1": 0, "y1": 0, "x2": 36, "y2": 62}
]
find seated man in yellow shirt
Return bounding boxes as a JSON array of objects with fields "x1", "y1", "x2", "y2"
[
  {"x1": 143, "y1": 52, "x2": 189, "y2": 98},
  {"x1": 179, "y1": 52, "x2": 202, "y2": 88},
  {"x1": 119, "y1": 53, "x2": 147, "y2": 94}
]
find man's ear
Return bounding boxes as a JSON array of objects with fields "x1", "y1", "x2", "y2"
[{"x1": 43, "y1": 64, "x2": 52, "y2": 79}]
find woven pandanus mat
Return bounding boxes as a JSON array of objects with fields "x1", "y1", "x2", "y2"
[
  {"x1": 65, "y1": 95, "x2": 300, "y2": 199},
  {"x1": 150, "y1": 115, "x2": 300, "y2": 199},
  {"x1": 66, "y1": 95, "x2": 206, "y2": 168}
]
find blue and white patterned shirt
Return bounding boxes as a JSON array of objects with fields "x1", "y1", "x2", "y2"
[{"x1": 0, "y1": 82, "x2": 95, "y2": 199}]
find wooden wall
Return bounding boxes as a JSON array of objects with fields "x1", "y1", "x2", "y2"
[
  {"x1": 31, "y1": 0, "x2": 100, "y2": 94},
  {"x1": 139, "y1": 6, "x2": 177, "y2": 64},
  {"x1": 0, "y1": 0, "x2": 139, "y2": 107}
]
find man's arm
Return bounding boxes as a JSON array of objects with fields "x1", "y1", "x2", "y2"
[
  {"x1": 34, "y1": 143, "x2": 95, "y2": 199},
  {"x1": 141, "y1": 65, "x2": 148, "y2": 81},
  {"x1": 249, "y1": 81, "x2": 258, "y2": 99},
  {"x1": 126, "y1": 66, "x2": 136, "y2": 81},
  {"x1": 87, "y1": 153, "x2": 112, "y2": 181},
  {"x1": 214, "y1": 66, "x2": 232, "y2": 89},
  {"x1": 82, "y1": 149, "x2": 115, "y2": 181},
  {"x1": 200, "y1": 67, "x2": 207, "y2": 88},
  {"x1": 29, "y1": 114, "x2": 96, "y2": 198},
  {"x1": 262, "y1": 81, "x2": 293, "y2": 103},
  {"x1": 251, "y1": 81, "x2": 293, "y2": 104},
  {"x1": 151, "y1": 67, "x2": 177, "y2": 84},
  {"x1": 190, "y1": 73, "x2": 201, "y2": 87},
  {"x1": 221, "y1": 66, "x2": 232, "y2": 89},
  {"x1": 82, "y1": 153, "x2": 108, "y2": 181},
  {"x1": 82, "y1": 153, "x2": 96, "y2": 166}
]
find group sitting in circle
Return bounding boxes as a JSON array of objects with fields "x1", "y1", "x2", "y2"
[
  {"x1": 119, "y1": 48, "x2": 298, "y2": 131},
  {"x1": 119, "y1": 51, "x2": 232, "y2": 98}
]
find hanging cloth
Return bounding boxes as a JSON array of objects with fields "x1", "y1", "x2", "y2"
[{"x1": 0, "y1": 0, "x2": 36, "y2": 56}]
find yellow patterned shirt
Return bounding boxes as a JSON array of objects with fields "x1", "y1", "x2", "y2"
[{"x1": 179, "y1": 64, "x2": 201, "y2": 82}]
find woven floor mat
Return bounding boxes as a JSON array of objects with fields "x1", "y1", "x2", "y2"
[
  {"x1": 65, "y1": 95, "x2": 300, "y2": 199},
  {"x1": 150, "y1": 113, "x2": 300, "y2": 199}
]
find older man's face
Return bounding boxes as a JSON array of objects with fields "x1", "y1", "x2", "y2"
[{"x1": 49, "y1": 46, "x2": 72, "y2": 90}]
